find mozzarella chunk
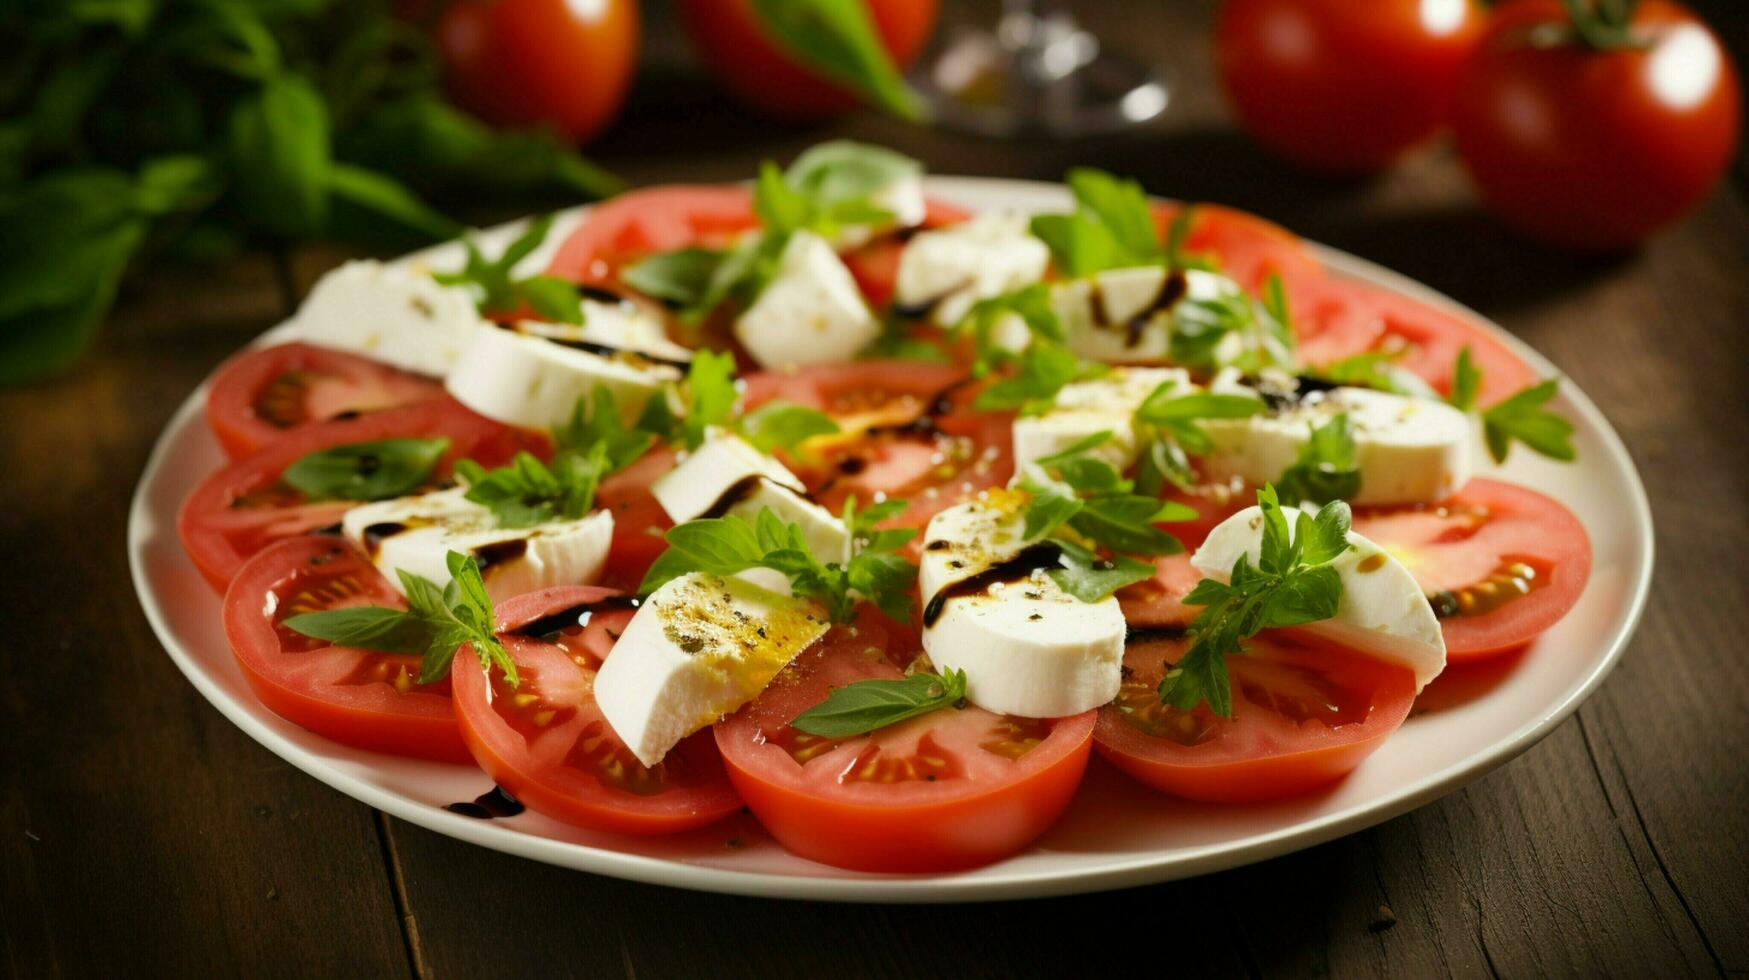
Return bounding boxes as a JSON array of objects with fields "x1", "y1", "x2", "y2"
[
  {"x1": 1058, "y1": 267, "x2": 1239, "y2": 364},
  {"x1": 516, "y1": 293, "x2": 685, "y2": 358},
  {"x1": 653, "y1": 434, "x2": 850, "y2": 565},
  {"x1": 595, "y1": 572, "x2": 831, "y2": 766},
  {"x1": 734, "y1": 231, "x2": 879, "y2": 369},
  {"x1": 1200, "y1": 380, "x2": 1474, "y2": 505},
  {"x1": 830, "y1": 173, "x2": 928, "y2": 250},
  {"x1": 293, "y1": 260, "x2": 487, "y2": 377},
  {"x1": 444, "y1": 323, "x2": 682, "y2": 431},
  {"x1": 341, "y1": 487, "x2": 614, "y2": 605},
  {"x1": 1192, "y1": 505, "x2": 1446, "y2": 690},
  {"x1": 894, "y1": 212, "x2": 1050, "y2": 326},
  {"x1": 1012, "y1": 367, "x2": 1190, "y2": 472},
  {"x1": 919, "y1": 491, "x2": 1126, "y2": 717}
]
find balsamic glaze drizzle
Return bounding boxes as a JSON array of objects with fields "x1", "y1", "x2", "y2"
[
  {"x1": 444, "y1": 785, "x2": 525, "y2": 820},
  {"x1": 510, "y1": 594, "x2": 643, "y2": 640},
  {"x1": 921, "y1": 542, "x2": 1065, "y2": 627}
]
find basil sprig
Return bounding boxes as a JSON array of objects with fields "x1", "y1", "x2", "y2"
[
  {"x1": 434, "y1": 214, "x2": 586, "y2": 324},
  {"x1": 285, "y1": 551, "x2": 516, "y2": 687},
  {"x1": 1447, "y1": 347, "x2": 1576, "y2": 464},
  {"x1": 281, "y1": 437, "x2": 449, "y2": 502},
  {"x1": 1160, "y1": 486, "x2": 1351, "y2": 717},
  {"x1": 789, "y1": 668, "x2": 968, "y2": 739}
]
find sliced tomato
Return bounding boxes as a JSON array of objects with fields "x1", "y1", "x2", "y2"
[
  {"x1": 1095, "y1": 632, "x2": 1416, "y2": 802},
  {"x1": 841, "y1": 197, "x2": 973, "y2": 308},
  {"x1": 206, "y1": 342, "x2": 447, "y2": 459},
  {"x1": 545, "y1": 185, "x2": 758, "y2": 284},
  {"x1": 179, "y1": 399, "x2": 546, "y2": 591},
  {"x1": 743, "y1": 361, "x2": 1014, "y2": 536},
  {"x1": 1351, "y1": 478, "x2": 1590, "y2": 661},
  {"x1": 451, "y1": 587, "x2": 744, "y2": 834},
  {"x1": 1150, "y1": 201, "x2": 1324, "y2": 298},
  {"x1": 715, "y1": 606, "x2": 1095, "y2": 871},
  {"x1": 223, "y1": 536, "x2": 469, "y2": 762},
  {"x1": 1299, "y1": 280, "x2": 1538, "y2": 404},
  {"x1": 593, "y1": 446, "x2": 677, "y2": 592}
]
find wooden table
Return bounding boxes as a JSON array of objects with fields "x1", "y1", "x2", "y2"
[{"x1": 5, "y1": 3, "x2": 1745, "y2": 975}]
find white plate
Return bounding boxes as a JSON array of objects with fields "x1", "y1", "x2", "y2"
[{"x1": 128, "y1": 176, "x2": 1652, "y2": 902}]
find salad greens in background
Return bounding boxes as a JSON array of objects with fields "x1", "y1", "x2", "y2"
[
  {"x1": 0, "y1": 0, "x2": 626, "y2": 385},
  {"x1": 0, "y1": 0, "x2": 921, "y2": 386}
]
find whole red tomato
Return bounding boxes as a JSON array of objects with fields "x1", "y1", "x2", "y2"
[
  {"x1": 1216, "y1": 0, "x2": 1485, "y2": 172},
  {"x1": 435, "y1": 0, "x2": 639, "y2": 145},
  {"x1": 1452, "y1": 0, "x2": 1740, "y2": 249},
  {"x1": 677, "y1": 0, "x2": 937, "y2": 120}
]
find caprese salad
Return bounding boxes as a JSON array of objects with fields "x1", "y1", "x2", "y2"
[{"x1": 183, "y1": 142, "x2": 1592, "y2": 873}]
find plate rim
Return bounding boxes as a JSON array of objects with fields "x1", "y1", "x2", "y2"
[{"x1": 128, "y1": 175, "x2": 1654, "y2": 903}]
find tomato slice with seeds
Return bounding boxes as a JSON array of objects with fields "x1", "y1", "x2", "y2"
[
  {"x1": 450, "y1": 587, "x2": 744, "y2": 835},
  {"x1": 205, "y1": 342, "x2": 447, "y2": 459},
  {"x1": 179, "y1": 399, "x2": 546, "y2": 591},
  {"x1": 546, "y1": 185, "x2": 759, "y2": 285},
  {"x1": 1350, "y1": 478, "x2": 1591, "y2": 661},
  {"x1": 1299, "y1": 280, "x2": 1538, "y2": 405},
  {"x1": 1095, "y1": 632, "x2": 1416, "y2": 803},
  {"x1": 223, "y1": 536, "x2": 469, "y2": 762},
  {"x1": 1150, "y1": 201, "x2": 1324, "y2": 298},
  {"x1": 743, "y1": 361, "x2": 1014, "y2": 537},
  {"x1": 715, "y1": 606, "x2": 1095, "y2": 872}
]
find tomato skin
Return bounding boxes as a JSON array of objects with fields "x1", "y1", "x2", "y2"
[
  {"x1": 1351, "y1": 478, "x2": 1592, "y2": 661},
  {"x1": 842, "y1": 197, "x2": 972, "y2": 307},
  {"x1": 1095, "y1": 634, "x2": 1417, "y2": 803},
  {"x1": 451, "y1": 587, "x2": 745, "y2": 835},
  {"x1": 1452, "y1": 0, "x2": 1740, "y2": 249},
  {"x1": 179, "y1": 399, "x2": 546, "y2": 591},
  {"x1": 434, "y1": 0, "x2": 639, "y2": 144},
  {"x1": 1216, "y1": 0, "x2": 1484, "y2": 172},
  {"x1": 715, "y1": 608, "x2": 1096, "y2": 872},
  {"x1": 1149, "y1": 201, "x2": 1324, "y2": 299},
  {"x1": 224, "y1": 536, "x2": 471, "y2": 763},
  {"x1": 546, "y1": 185, "x2": 758, "y2": 284},
  {"x1": 677, "y1": 0, "x2": 937, "y2": 120},
  {"x1": 205, "y1": 342, "x2": 446, "y2": 459}
]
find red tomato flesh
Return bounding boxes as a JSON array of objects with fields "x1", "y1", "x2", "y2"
[
  {"x1": 205, "y1": 342, "x2": 445, "y2": 459},
  {"x1": 223, "y1": 536, "x2": 470, "y2": 762},
  {"x1": 1095, "y1": 632, "x2": 1416, "y2": 802},
  {"x1": 451, "y1": 587, "x2": 744, "y2": 835},
  {"x1": 1351, "y1": 478, "x2": 1591, "y2": 660},
  {"x1": 715, "y1": 607, "x2": 1095, "y2": 871}
]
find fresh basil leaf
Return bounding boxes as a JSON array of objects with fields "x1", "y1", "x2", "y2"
[
  {"x1": 1048, "y1": 543, "x2": 1156, "y2": 603},
  {"x1": 1482, "y1": 379, "x2": 1575, "y2": 464},
  {"x1": 974, "y1": 342, "x2": 1099, "y2": 415},
  {"x1": 516, "y1": 275, "x2": 585, "y2": 325},
  {"x1": 1068, "y1": 496, "x2": 1184, "y2": 556},
  {"x1": 1065, "y1": 168, "x2": 1162, "y2": 266},
  {"x1": 747, "y1": 0, "x2": 926, "y2": 121},
  {"x1": 741, "y1": 402, "x2": 841, "y2": 457},
  {"x1": 282, "y1": 607, "x2": 430, "y2": 654},
  {"x1": 1029, "y1": 210, "x2": 1126, "y2": 279},
  {"x1": 789, "y1": 669, "x2": 966, "y2": 738},
  {"x1": 281, "y1": 437, "x2": 449, "y2": 501},
  {"x1": 1158, "y1": 637, "x2": 1233, "y2": 718},
  {"x1": 229, "y1": 73, "x2": 330, "y2": 239},
  {"x1": 326, "y1": 162, "x2": 461, "y2": 239},
  {"x1": 680, "y1": 349, "x2": 740, "y2": 450},
  {"x1": 1276, "y1": 413, "x2": 1361, "y2": 506},
  {"x1": 459, "y1": 447, "x2": 607, "y2": 528},
  {"x1": 785, "y1": 141, "x2": 921, "y2": 204},
  {"x1": 621, "y1": 248, "x2": 725, "y2": 307},
  {"x1": 554, "y1": 385, "x2": 657, "y2": 472}
]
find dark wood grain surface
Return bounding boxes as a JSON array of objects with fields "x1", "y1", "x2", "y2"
[{"x1": 5, "y1": 2, "x2": 1747, "y2": 976}]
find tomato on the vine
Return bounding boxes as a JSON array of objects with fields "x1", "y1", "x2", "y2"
[
  {"x1": 1452, "y1": 0, "x2": 1740, "y2": 248},
  {"x1": 434, "y1": 0, "x2": 639, "y2": 145},
  {"x1": 1216, "y1": 0, "x2": 1485, "y2": 172}
]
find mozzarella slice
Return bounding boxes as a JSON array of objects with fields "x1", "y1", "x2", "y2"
[
  {"x1": 594, "y1": 572, "x2": 831, "y2": 766},
  {"x1": 1058, "y1": 267, "x2": 1239, "y2": 364},
  {"x1": 444, "y1": 323, "x2": 682, "y2": 431},
  {"x1": 293, "y1": 260, "x2": 487, "y2": 377},
  {"x1": 919, "y1": 491, "x2": 1126, "y2": 717},
  {"x1": 516, "y1": 292, "x2": 686, "y2": 359},
  {"x1": 1192, "y1": 505, "x2": 1446, "y2": 690},
  {"x1": 1012, "y1": 367, "x2": 1190, "y2": 472},
  {"x1": 893, "y1": 212, "x2": 1050, "y2": 327},
  {"x1": 734, "y1": 231, "x2": 880, "y2": 369},
  {"x1": 341, "y1": 487, "x2": 614, "y2": 605},
  {"x1": 1199, "y1": 378, "x2": 1474, "y2": 505},
  {"x1": 830, "y1": 173, "x2": 928, "y2": 251},
  {"x1": 652, "y1": 434, "x2": 850, "y2": 566}
]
